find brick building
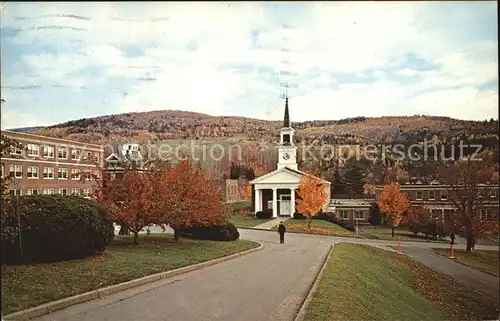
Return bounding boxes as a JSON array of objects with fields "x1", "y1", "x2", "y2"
[
  {"x1": 374, "y1": 181, "x2": 499, "y2": 222},
  {"x1": 1, "y1": 130, "x2": 103, "y2": 197}
]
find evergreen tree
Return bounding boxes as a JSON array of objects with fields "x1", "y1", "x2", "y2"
[
  {"x1": 343, "y1": 158, "x2": 367, "y2": 197},
  {"x1": 368, "y1": 203, "x2": 383, "y2": 227}
]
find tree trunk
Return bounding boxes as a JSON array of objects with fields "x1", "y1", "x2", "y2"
[
  {"x1": 465, "y1": 225, "x2": 475, "y2": 252},
  {"x1": 392, "y1": 226, "x2": 395, "y2": 238},
  {"x1": 174, "y1": 229, "x2": 180, "y2": 241},
  {"x1": 307, "y1": 216, "x2": 312, "y2": 229},
  {"x1": 133, "y1": 232, "x2": 139, "y2": 245}
]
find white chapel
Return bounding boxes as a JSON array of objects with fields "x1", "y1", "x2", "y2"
[{"x1": 249, "y1": 97, "x2": 331, "y2": 218}]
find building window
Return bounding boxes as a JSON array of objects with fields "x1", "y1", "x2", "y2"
[
  {"x1": 83, "y1": 188, "x2": 91, "y2": 197},
  {"x1": 71, "y1": 188, "x2": 80, "y2": 196},
  {"x1": 58, "y1": 168, "x2": 68, "y2": 179},
  {"x1": 27, "y1": 166, "x2": 39, "y2": 179},
  {"x1": 71, "y1": 169, "x2": 81, "y2": 180},
  {"x1": 339, "y1": 210, "x2": 349, "y2": 219},
  {"x1": 71, "y1": 149, "x2": 81, "y2": 160},
  {"x1": 490, "y1": 189, "x2": 497, "y2": 198},
  {"x1": 58, "y1": 147, "x2": 68, "y2": 159},
  {"x1": 441, "y1": 191, "x2": 447, "y2": 200},
  {"x1": 416, "y1": 191, "x2": 423, "y2": 200},
  {"x1": 354, "y1": 210, "x2": 364, "y2": 220},
  {"x1": 9, "y1": 189, "x2": 21, "y2": 196},
  {"x1": 94, "y1": 152, "x2": 100, "y2": 163},
  {"x1": 58, "y1": 188, "x2": 68, "y2": 195},
  {"x1": 27, "y1": 143, "x2": 40, "y2": 156},
  {"x1": 43, "y1": 188, "x2": 55, "y2": 195},
  {"x1": 43, "y1": 167, "x2": 54, "y2": 179},
  {"x1": 9, "y1": 165, "x2": 23, "y2": 178},
  {"x1": 428, "y1": 190, "x2": 435, "y2": 200},
  {"x1": 84, "y1": 151, "x2": 92, "y2": 160},
  {"x1": 10, "y1": 145, "x2": 22, "y2": 155},
  {"x1": 43, "y1": 145, "x2": 54, "y2": 158},
  {"x1": 26, "y1": 189, "x2": 39, "y2": 195}
]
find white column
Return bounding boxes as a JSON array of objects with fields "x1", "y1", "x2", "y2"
[
  {"x1": 272, "y1": 188, "x2": 278, "y2": 218},
  {"x1": 290, "y1": 188, "x2": 295, "y2": 218},
  {"x1": 255, "y1": 188, "x2": 261, "y2": 214}
]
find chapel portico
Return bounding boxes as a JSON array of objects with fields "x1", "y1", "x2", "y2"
[{"x1": 249, "y1": 95, "x2": 331, "y2": 217}]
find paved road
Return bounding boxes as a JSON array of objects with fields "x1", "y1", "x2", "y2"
[
  {"x1": 402, "y1": 247, "x2": 499, "y2": 301},
  {"x1": 32, "y1": 229, "x2": 499, "y2": 321},
  {"x1": 35, "y1": 230, "x2": 332, "y2": 321}
]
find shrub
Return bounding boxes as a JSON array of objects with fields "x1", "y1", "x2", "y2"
[
  {"x1": 256, "y1": 210, "x2": 272, "y2": 219},
  {"x1": 176, "y1": 222, "x2": 239, "y2": 241},
  {"x1": 1, "y1": 195, "x2": 115, "y2": 264},
  {"x1": 293, "y1": 212, "x2": 306, "y2": 219}
]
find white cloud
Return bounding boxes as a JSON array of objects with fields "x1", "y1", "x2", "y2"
[{"x1": 0, "y1": 1, "x2": 498, "y2": 129}]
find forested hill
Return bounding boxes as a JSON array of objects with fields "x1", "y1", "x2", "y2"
[{"x1": 18, "y1": 109, "x2": 499, "y2": 147}]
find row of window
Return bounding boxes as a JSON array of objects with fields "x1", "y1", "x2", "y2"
[
  {"x1": 414, "y1": 189, "x2": 497, "y2": 201},
  {"x1": 5, "y1": 165, "x2": 96, "y2": 180},
  {"x1": 479, "y1": 209, "x2": 498, "y2": 221},
  {"x1": 11, "y1": 144, "x2": 100, "y2": 162},
  {"x1": 339, "y1": 209, "x2": 365, "y2": 220},
  {"x1": 8, "y1": 188, "x2": 92, "y2": 197}
]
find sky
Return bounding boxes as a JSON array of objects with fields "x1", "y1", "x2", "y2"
[{"x1": 0, "y1": 1, "x2": 498, "y2": 129}]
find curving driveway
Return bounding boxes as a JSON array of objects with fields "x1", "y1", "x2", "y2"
[{"x1": 31, "y1": 229, "x2": 499, "y2": 321}]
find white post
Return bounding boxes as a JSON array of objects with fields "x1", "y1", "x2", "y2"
[
  {"x1": 272, "y1": 188, "x2": 278, "y2": 218},
  {"x1": 290, "y1": 188, "x2": 295, "y2": 218},
  {"x1": 255, "y1": 188, "x2": 261, "y2": 214}
]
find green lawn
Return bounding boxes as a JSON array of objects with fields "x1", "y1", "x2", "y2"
[
  {"x1": 303, "y1": 243, "x2": 499, "y2": 321},
  {"x1": 273, "y1": 219, "x2": 356, "y2": 237},
  {"x1": 229, "y1": 215, "x2": 272, "y2": 228},
  {"x1": 1, "y1": 234, "x2": 259, "y2": 315},
  {"x1": 433, "y1": 249, "x2": 499, "y2": 277},
  {"x1": 361, "y1": 226, "x2": 449, "y2": 243}
]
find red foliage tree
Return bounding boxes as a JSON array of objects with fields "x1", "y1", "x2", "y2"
[
  {"x1": 159, "y1": 159, "x2": 227, "y2": 240},
  {"x1": 439, "y1": 157, "x2": 499, "y2": 251},
  {"x1": 91, "y1": 164, "x2": 159, "y2": 245}
]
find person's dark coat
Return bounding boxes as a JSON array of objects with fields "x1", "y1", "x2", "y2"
[{"x1": 278, "y1": 223, "x2": 286, "y2": 235}]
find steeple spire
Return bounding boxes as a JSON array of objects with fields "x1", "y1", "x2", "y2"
[{"x1": 283, "y1": 87, "x2": 290, "y2": 128}]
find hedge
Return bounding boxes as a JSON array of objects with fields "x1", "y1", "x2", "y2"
[
  {"x1": 176, "y1": 222, "x2": 240, "y2": 241},
  {"x1": 1, "y1": 195, "x2": 115, "y2": 264}
]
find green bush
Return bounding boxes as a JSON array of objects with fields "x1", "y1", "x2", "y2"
[
  {"x1": 256, "y1": 210, "x2": 272, "y2": 219},
  {"x1": 177, "y1": 222, "x2": 240, "y2": 241},
  {"x1": 1, "y1": 195, "x2": 114, "y2": 264}
]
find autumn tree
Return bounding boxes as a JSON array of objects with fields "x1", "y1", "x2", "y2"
[
  {"x1": 378, "y1": 182, "x2": 410, "y2": 238},
  {"x1": 91, "y1": 163, "x2": 160, "y2": 245},
  {"x1": 296, "y1": 173, "x2": 328, "y2": 229},
  {"x1": 403, "y1": 206, "x2": 432, "y2": 236},
  {"x1": 159, "y1": 159, "x2": 226, "y2": 241},
  {"x1": 439, "y1": 156, "x2": 498, "y2": 251}
]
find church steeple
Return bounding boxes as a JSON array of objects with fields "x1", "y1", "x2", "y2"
[{"x1": 283, "y1": 97, "x2": 290, "y2": 128}]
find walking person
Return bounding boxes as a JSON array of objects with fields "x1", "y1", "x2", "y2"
[{"x1": 278, "y1": 221, "x2": 286, "y2": 244}]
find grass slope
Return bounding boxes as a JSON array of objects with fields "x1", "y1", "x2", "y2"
[
  {"x1": 273, "y1": 219, "x2": 356, "y2": 237},
  {"x1": 434, "y1": 248, "x2": 499, "y2": 277},
  {"x1": 229, "y1": 215, "x2": 272, "y2": 228},
  {"x1": 361, "y1": 226, "x2": 449, "y2": 243},
  {"x1": 1, "y1": 235, "x2": 259, "y2": 315},
  {"x1": 304, "y1": 243, "x2": 499, "y2": 321}
]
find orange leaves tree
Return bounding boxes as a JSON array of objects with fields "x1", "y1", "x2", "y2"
[
  {"x1": 296, "y1": 173, "x2": 328, "y2": 229},
  {"x1": 439, "y1": 157, "x2": 498, "y2": 251},
  {"x1": 91, "y1": 163, "x2": 160, "y2": 245},
  {"x1": 89, "y1": 157, "x2": 226, "y2": 244},
  {"x1": 378, "y1": 182, "x2": 410, "y2": 238},
  {"x1": 158, "y1": 159, "x2": 226, "y2": 241}
]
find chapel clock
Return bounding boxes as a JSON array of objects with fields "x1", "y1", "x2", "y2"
[{"x1": 282, "y1": 153, "x2": 290, "y2": 160}]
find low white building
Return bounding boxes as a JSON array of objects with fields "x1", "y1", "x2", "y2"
[{"x1": 249, "y1": 97, "x2": 331, "y2": 218}]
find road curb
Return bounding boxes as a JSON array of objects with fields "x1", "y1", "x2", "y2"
[
  {"x1": 3, "y1": 242, "x2": 263, "y2": 321},
  {"x1": 293, "y1": 243, "x2": 335, "y2": 321}
]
